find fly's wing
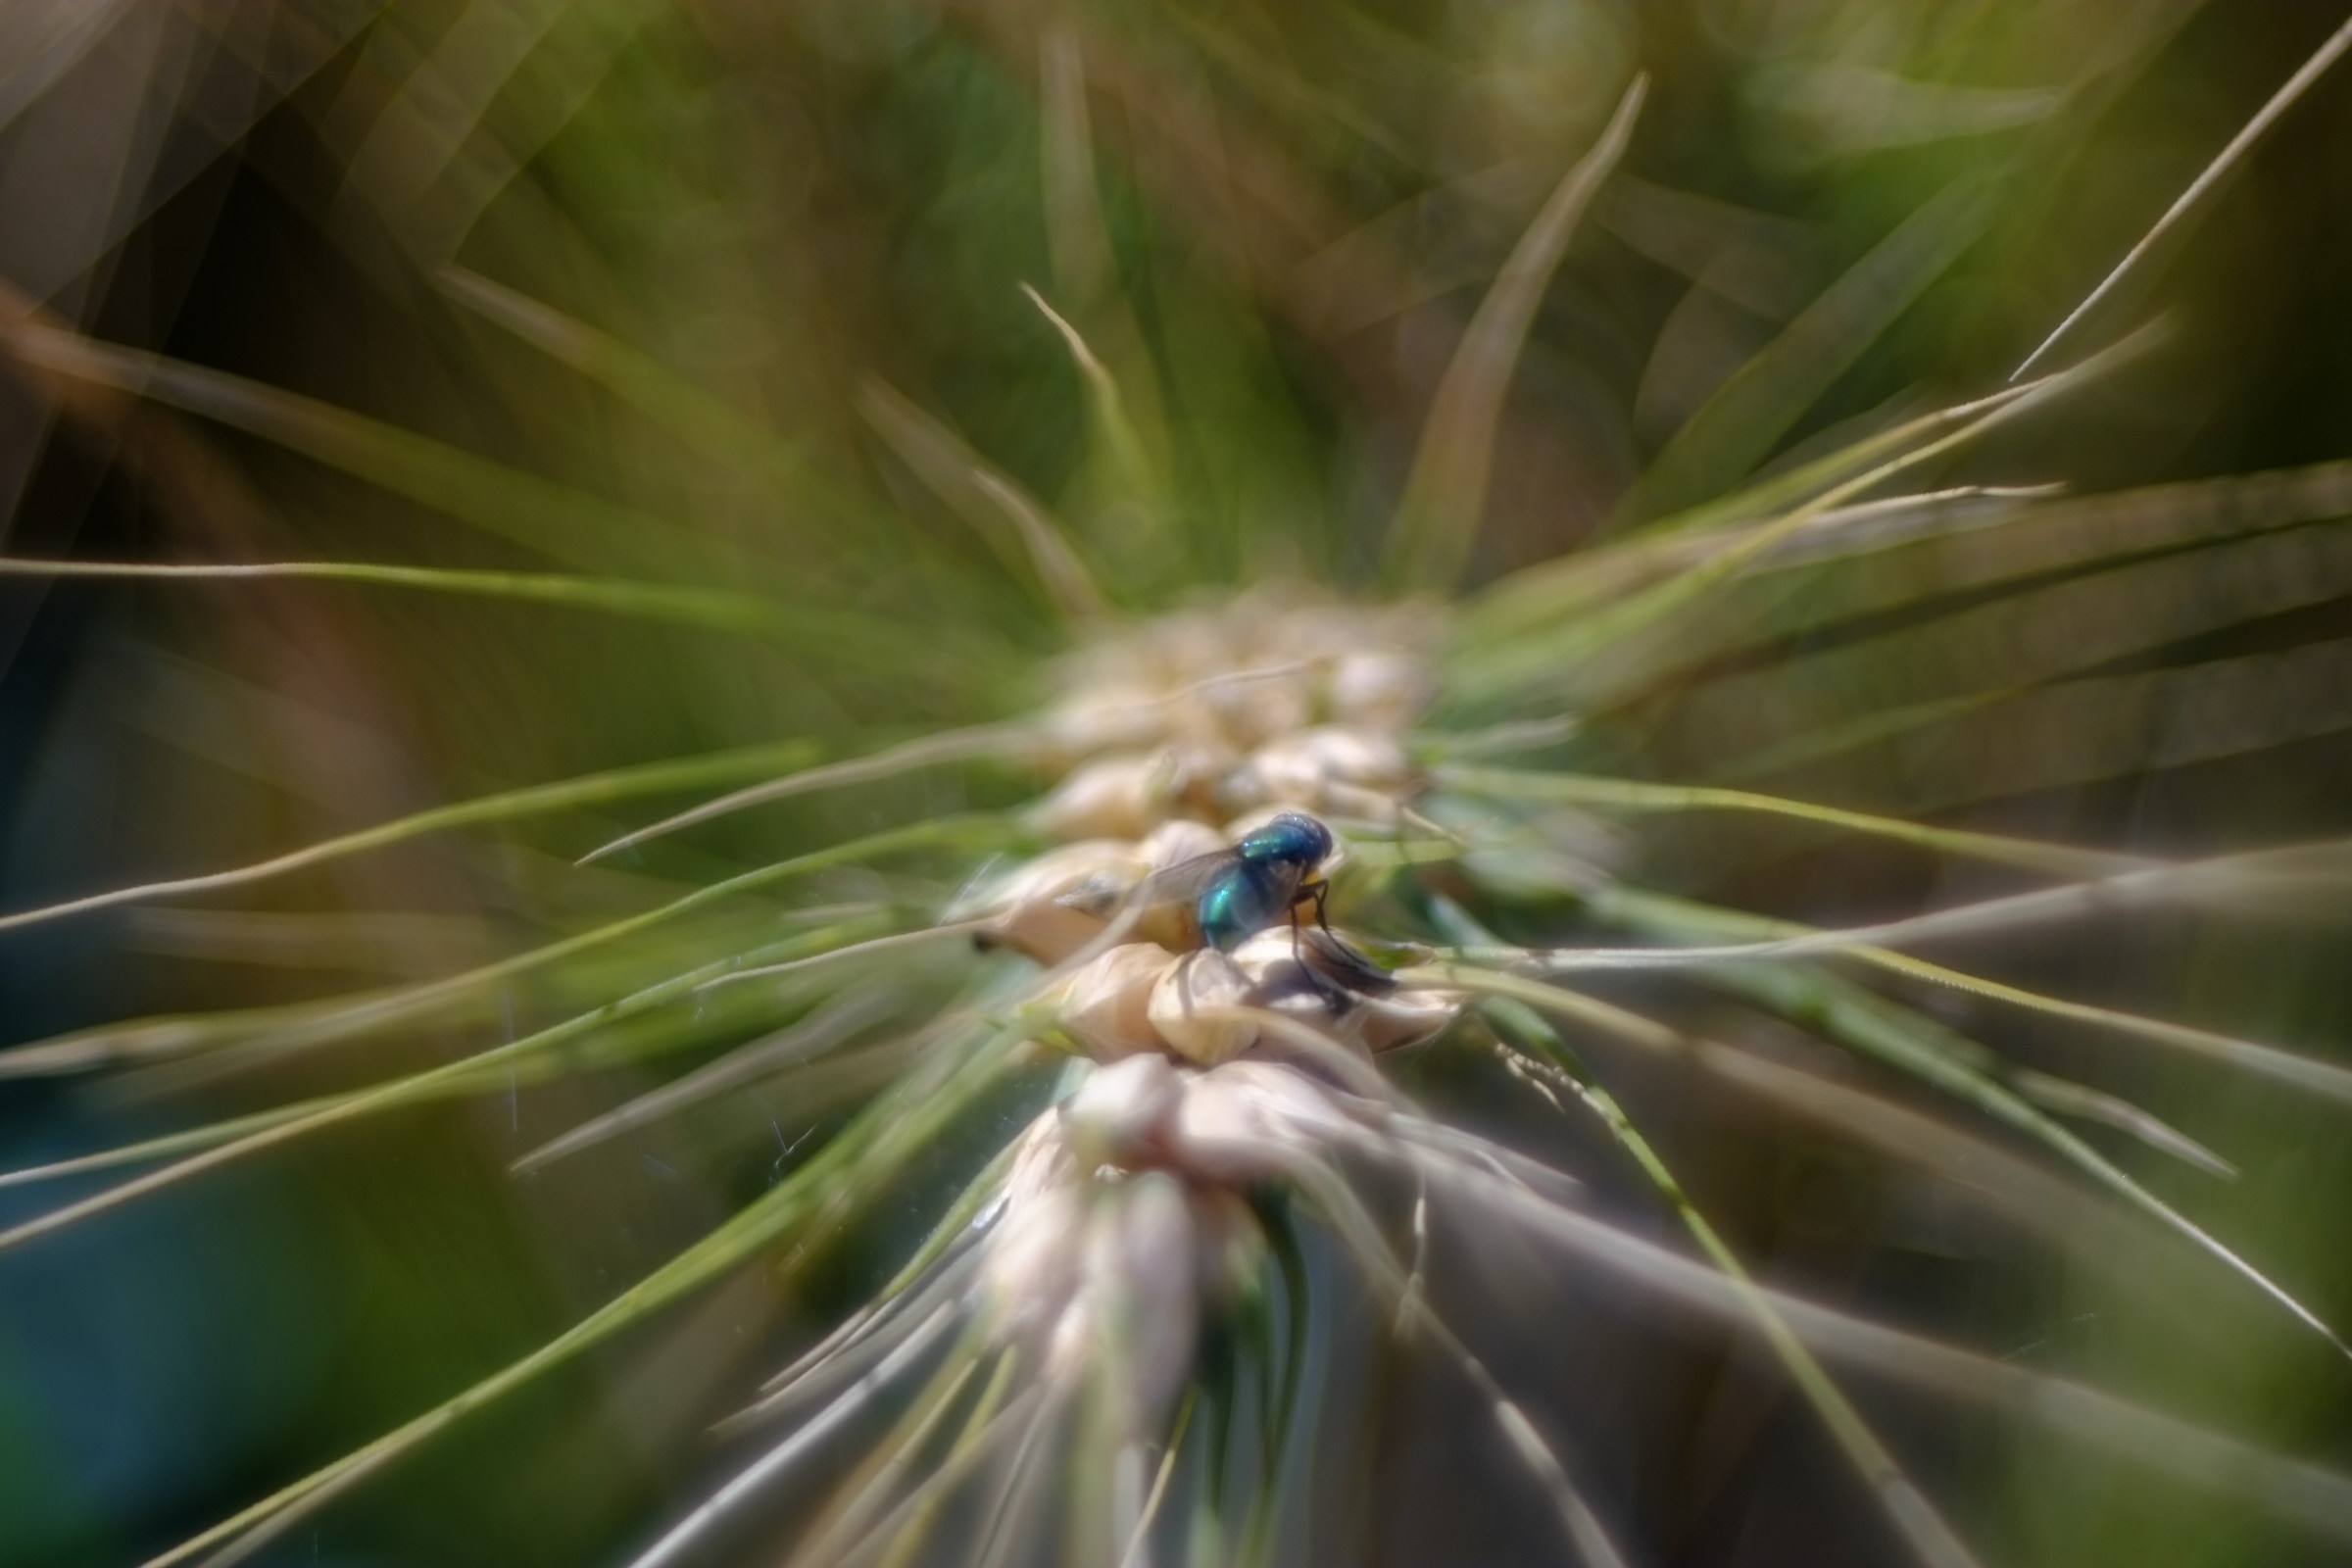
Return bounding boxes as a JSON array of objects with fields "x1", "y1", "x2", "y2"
[
  {"x1": 1117, "y1": 849, "x2": 1238, "y2": 950},
  {"x1": 1131, "y1": 850, "x2": 1235, "y2": 908},
  {"x1": 1031, "y1": 851, "x2": 1228, "y2": 950}
]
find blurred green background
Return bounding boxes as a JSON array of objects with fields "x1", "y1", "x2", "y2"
[{"x1": 3, "y1": 2, "x2": 2352, "y2": 1564}]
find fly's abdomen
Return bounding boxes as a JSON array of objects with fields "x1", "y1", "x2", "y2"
[{"x1": 1198, "y1": 862, "x2": 1295, "y2": 953}]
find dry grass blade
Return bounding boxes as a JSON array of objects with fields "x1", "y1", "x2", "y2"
[
  {"x1": 512, "y1": 987, "x2": 901, "y2": 1172},
  {"x1": 770, "y1": 1343, "x2": 997, "y2": 1568},
  {"x1": 1412, "y1": 1133, "x2": 2352, "y2": 1543},
  {"x1": 623, "y1": 1307, "x2": 963, "y2": 1568},
  {"x1": 858, "y1": 378, "x2": 1111, "y2": 625},
  {"x1": 973, "y1": 471, "x2": 1116, "y2": 627},
  {"x1": 1022, "y1": 283, "x2": 1159, "y2": 522},
  {"x1": 1293, "y1": 1162, "x2": 1633, "y2": 1568},
  {"x1": 577, "y1": 725, "x2": 1037, "y2": 864},
  {"x1": 2014, "y1": 10, "x2": 2352, "y2": 378},
  {"x1": 695, "y1": 925, "x2": 987, "y2": 993},
  {"x1": 1384, "y1": 76, "x2": 1645, "y2": 590}
]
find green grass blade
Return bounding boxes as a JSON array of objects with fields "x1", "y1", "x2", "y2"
[
  {"x1": 1389, "y1": 1101, "x2": 2352, "y2": 1543},
  {"x1": 1704, "y1": 461, "x2": 2352, "y2": 653},
  {"x1": 1527, "y1": 1034, "x2": 1978, "y2": 1566},
  {"x1": 0, "y1": 995, "x2": 392, "y2": 1080},
  {"x1": 1543, "y1": 924, "x2": 2351, "y2": 1360},
  {"x1": 1, "y1": 316, "x2": 703, "y2": 576},
  {"x1": 1467, "y1": 479, "x2": 2057, "y2": 652},
  {"x1": 1483, "y1": 461, "x2": 2352, "y2": 750},
  {"x1": 0, "y1": 1100, "x2": 326, "y2": 1188},
  {"x1": 1429, "y1": 899, "x2": 1984, "y2": 1568},
  {"x1": 1436, "y1": 764, "x2": 2150, "y2": 877},
  {"x1": 1452, "y1": 330, "x2": 2152, "y2": 710},
  {"x1": 1664, "y1": 841, "x2": 2352, "y2": 963},
  {"x1": 435, "y1": 267, "x2": 815, "y2": 496},
  {"x1": 1622, "y1": 174, "x2": 1993, "y2": 524},
  {"x1": 0, "y1": 821, "x2": 1005, "y2": 1254},
  {"x1": 1505, "y1": 876, "x2": 2352, "y2": 1107},
  {"x1": 1446, "y1": 838, "x2": 2352, "y2": 981},
  {"x1": 1676, "y1": 518, "x2": 2352, "y2": 786},
  {"x1": 1422, "y1": 844, "x2": 2352, "y2": 1351},
  {"x1": 1723, "y1": 961, "x2": 2348, "y2": 1356},
  {"x1": 137, "y1": 1025, "x2": 1022, "y2": 1568},
  {"x1": 1382, "y1": 76, "x2": 1645, "y2": 590},
  {"x1": 0, "y1": 556, "x2": 790, "y2": 633},
  {"x1": 1453, "y1": 970, "x2": 2131, "y2": 1260},
  {"x1": 1737, "y1": 634, "x2": 2352, "y2": 811},
  {"x1": 0, "y1": 996, "x2": 807, "y2": 1190},
  {"x1": 0, "y1": 738, "x2": 820, "y2": 938},
  {"x1": 0, "y1": 908, "x2": 841, "y2": 1085}
]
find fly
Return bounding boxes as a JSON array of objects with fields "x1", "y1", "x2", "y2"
[{"x1": 1136, "y1": 810, "x2": 1336, "y2": 954}]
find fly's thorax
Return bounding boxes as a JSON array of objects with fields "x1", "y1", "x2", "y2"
[{"x1": 1235, "y1": 810, "x2": 1334, "y2": 870}]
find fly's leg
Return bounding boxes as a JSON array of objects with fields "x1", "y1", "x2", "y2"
[
  {"x1": 1285, "y1": 878, "x2": 1334, "y2": 961},
  {"x1": 1290, "y1": 880, "x2": 1350, "y2": 1013}
]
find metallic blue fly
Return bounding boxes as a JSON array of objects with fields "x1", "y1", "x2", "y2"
[{"x1": 1138, "y1": 810, "x2": 1336, "y2": 954}]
